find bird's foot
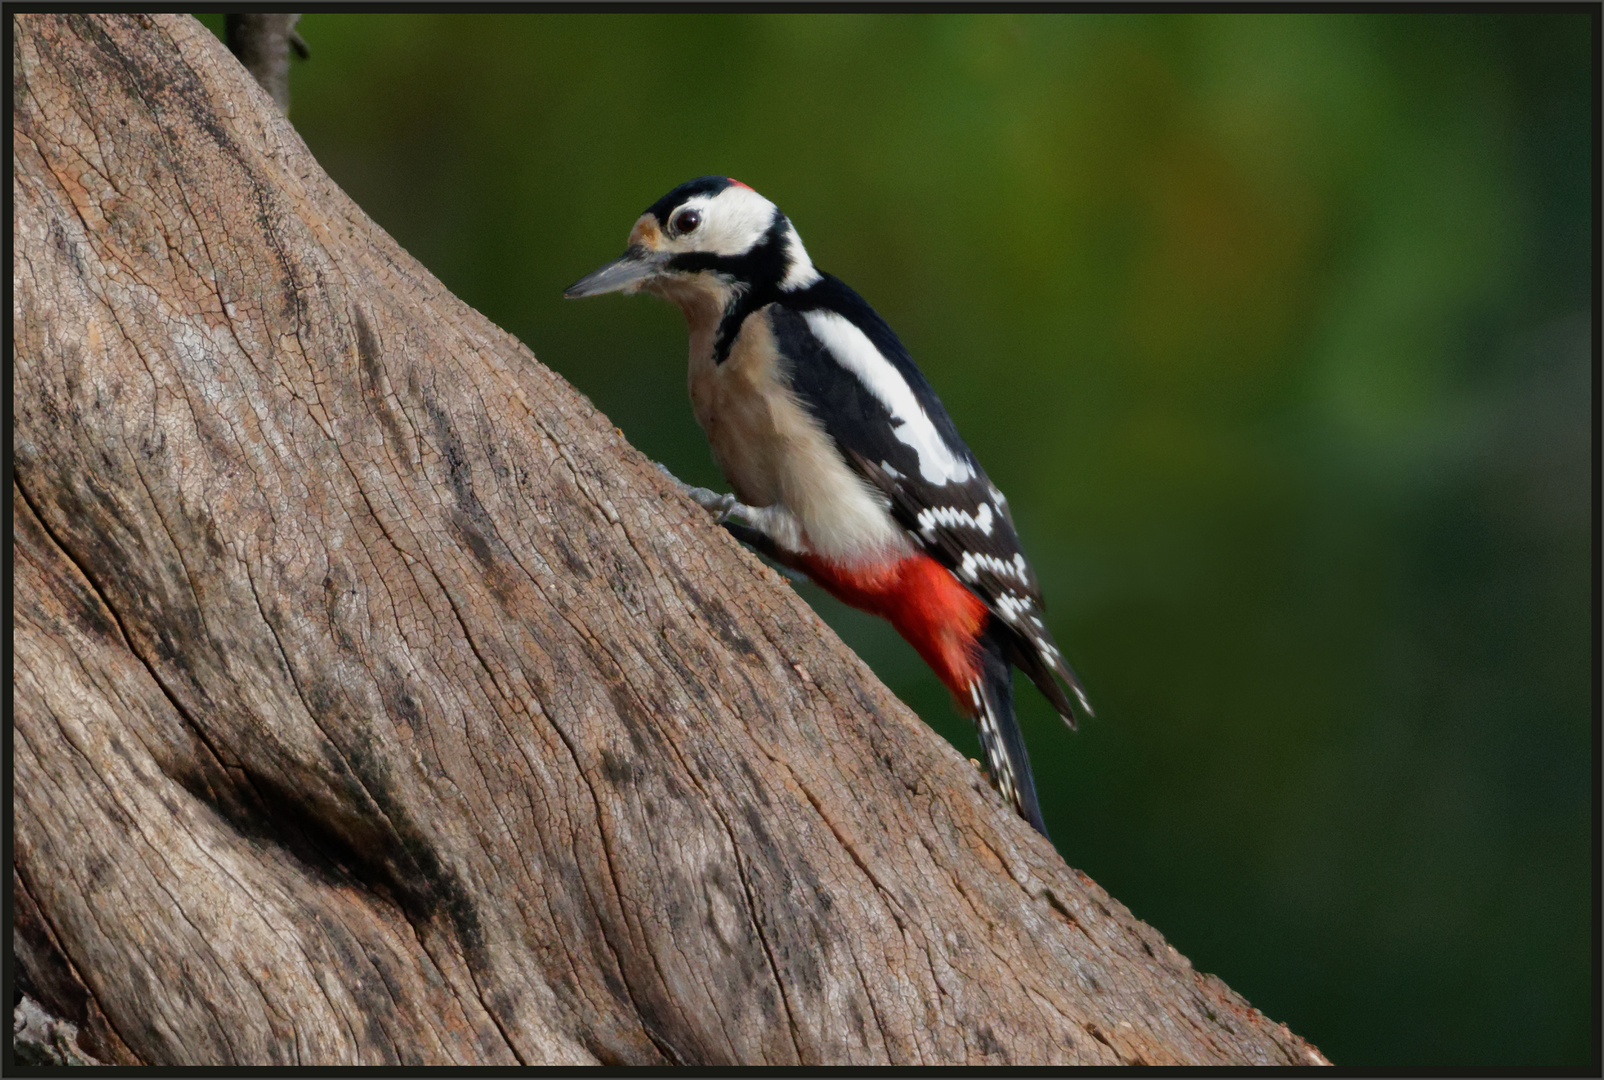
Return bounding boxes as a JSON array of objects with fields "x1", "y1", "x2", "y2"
[
  {"x1": 654, "y1": 462, "x2": 805, "y2": 554},
  {"x1": 655, "y1": 462, "x2": 739, "y2": 520}
]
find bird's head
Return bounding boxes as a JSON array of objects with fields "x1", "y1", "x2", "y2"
[{"x1": 564, "y1": 176, "x2": 820, "y2": 314}]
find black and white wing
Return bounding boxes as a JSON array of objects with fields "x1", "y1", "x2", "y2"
[{"x1": 768, "y1": 275, "x2": 1090, "y2": 726}]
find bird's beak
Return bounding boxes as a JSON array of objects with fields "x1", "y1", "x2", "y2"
[{"x1": 563, "y1": 246, "x2": 664, "y2": 298}]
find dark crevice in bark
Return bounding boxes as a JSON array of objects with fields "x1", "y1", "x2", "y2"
[
  {"x1": 17, "y1": 473, "x2": 526, "y2": 1064},
  {"x1": 16, "y1": 472, "x2": 381, "y2": 906},
  {"x1": 13, "y1": 862, "x2": 142, "y2": 1066}
]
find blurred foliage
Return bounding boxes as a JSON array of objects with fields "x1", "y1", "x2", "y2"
[{"x1": 197, "y1": 12, "x2": 1593, "y2": 1067}]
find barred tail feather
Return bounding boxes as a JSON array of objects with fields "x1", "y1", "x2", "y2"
[
  {"x1": 1000, "y1": 624, "x2": 1092, "y2": 731},
  {"x1": 968, "y1": 631, "x2": 1049, "y2": 838}
]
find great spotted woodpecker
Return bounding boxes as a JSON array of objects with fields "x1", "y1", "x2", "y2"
[{"x1": 565, "y1": 176, "x2": 1089, "y2": 837}]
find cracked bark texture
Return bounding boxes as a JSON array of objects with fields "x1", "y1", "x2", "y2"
[{"x1": 10, "y1": 13, "x2": 1330, "y2": 1068}]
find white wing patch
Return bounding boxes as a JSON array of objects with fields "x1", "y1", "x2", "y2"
[
  {"x1": 803, "y1": 310, "x2": 976, "y2": 487},
  {"x1": 916, "y1": 501, "x2": 994, "y2": 539},
  {"x1": 957, "y1": 550, "x2": 1030, "y2": 586},
  {"x1": 993, "y1": 589, "x2": 1031, "y2": 624}
]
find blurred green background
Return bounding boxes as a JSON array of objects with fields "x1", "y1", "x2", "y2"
[{"x1": 198, "y1": 12, "x2": 1594, "y2": 1068}]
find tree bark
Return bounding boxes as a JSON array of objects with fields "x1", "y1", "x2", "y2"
[{"x1": 10, "y1": 13, "x2": 1330, "y2": 1067}]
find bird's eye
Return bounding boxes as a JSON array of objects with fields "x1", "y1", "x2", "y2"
[{"x1": 672, "y1": 209, "x2": 702, "y2": 235}]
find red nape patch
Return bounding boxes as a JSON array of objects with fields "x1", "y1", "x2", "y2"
[
  {"x1": 727, "y1": 177, "x2": 753, "y2": 190},
  {"x1": 797, "y1": 552, "x2": 988, "y2": 702}
]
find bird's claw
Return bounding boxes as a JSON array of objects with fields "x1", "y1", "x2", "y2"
[
  {"x1": 687, "y1": 487, "x2": 738, "y2": 521},
  {"x1": 655, "y1": 461, "x2": 739, "y2": 521}
]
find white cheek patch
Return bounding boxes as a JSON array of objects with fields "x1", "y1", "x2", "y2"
[
  {"x1": 672, "y1": 186, "x2": 780, "y2": 259},
  {"x1": 803, "y1": 310, "x2": 976, "y2": 486}
]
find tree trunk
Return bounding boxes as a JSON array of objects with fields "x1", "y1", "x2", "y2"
[{"x1": 11, "y1": 13, "x2": 1329, "y2": 1067}]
